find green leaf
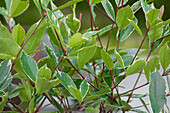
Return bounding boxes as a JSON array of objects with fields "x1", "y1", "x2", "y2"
[
  {"x1": 47, "y1": 9, "x2": 58, "y2": 26},
  {"x1": 91, "y1": 0, "x2": 102, "y2": 4},
  {"x1": 146, "y1": 9, "x2": 160, "y2": 24},
  {"x1": 0, "y1": 73, "x2": 12, "y2": 91},
  {"x1": 0, "y1": 38, "x2": 20, "y2": 58},
  {"x1": 0, "y1": 92, "x2": 8, "y2": 111},
  {"x1": 115, "y1": 50, "x2": 125, "y2": 69},
  {"x1": 126, "y1": 59, "x2": 146, "y2": 76},
  {"x1": 12, "y1": 24, "x2": 25, "y2": 46},
  {"x1": 52, "y1": 0, "x2": 83, "y2": 12},
  {"x1": 139, "y1": 98, "x2": 150, "y2": 113},
  {"x1": 36, "y1": 77, "x2": 52, "y2": 94},
  {"x1": 0, "y1": 7, "x2": 6, "y2": 16},
  {"x1": 167, "y1": 75, "x2": 170, "y2": 92},
  {"x1": 60, "y1": 21, "x2": 68, "y2": 39},
  {"x1": 114, "y1": 55, "x2": 133, "y2": 69},
  {"x1": 78, "y1": 45, "x2": 97, "y2": 67},
  {"x1": 141, "y1": 0, "x2": 152, "y2": 14},
  {"x1": 10, "y1": 0, "x2": 29, "y2": 17},
  {"x1": 131, "y1": 1, "x2": 141, "y2": 13},
  {"x1": 83, "y1": 31, "x2": 100, "y2": 38},
  {"x1": 44, "y1": 43, "x2": 58, "y2": 64},
  {"x1": 115, "y1": 0, "x2": 128, "y2": 7},
  {"x1": 80, "y1": 79, "x2": 89, "y2": 98},
  {"x1": 100, "y1": 49, "x2": 113, "y2": 70},
  {"x1": 66, "y1": 14, "x2": 80, "y2": 33},
  {"x1": 101, "y1": 0, "x2": 115, "y2": 21},
  {"x1": 21, "y1": 52, "x2": 38, "y2": 82},
  {"x1": 85, "y1": 106, "x2": 100, "y2": 113},
  {"x1": 69, "y1": 85, "x2": 83, "y2": 103},
  {"x1": 94, "y1": 89, "x2": 111, "y2": 95},
  {"x1": 24, "y1": 20, "x2": 47, "y2": 54},
  {"x1": 29, "y1": 96, "x2": 34, "y2": 113},
  {"x1": 0, "y1": 22, "x2": 12, "y2": 39},
  {"x1": 69, "y1": 33, "x2": 86, "y2": 48},
  {"x1": 48, "y1": 93, "x2": 64, "y2": 113},
  {"x1": 37, "y1": 64, "x2": 51, "y2": 80},
  {"x1": 130, "y1": 109, "x2": 147, "y2": 113},
  {"x1": 92, "y1": 98, "x2": 106, "y2": 108},
  {"x1": 149, "y1": 70, "x2": 166, "y2": 113},
  {"x1": 128, "y1": 19, "x2": 143, "y2": 38},
  {"x1": 152, "y1": 19, "x2": 170, "y2": 28},
  {"x1": 116, "y1": 5, "x2": 133, "y2": 30},
  {"x1": 159, "y1": 43, "x2": 170, "y2": 71},
  {"x1": 118, "y1": 100, "x2": 132, "y2": 110},
  {"x1": 144, "y1": 56, "x2": 160, "y2": 81},
  {"x1": 5, "y1": 0, "x2": 12, "y2": 14},
  {"x1": 0, "y1": 60, "x2": 11, "y2": 84},
  {"x1": 33, "y1": 0, "x2": 41, "y2": 14},
  {"x1": 56, "y1": 71, "x2": 77, "y2": 91}
]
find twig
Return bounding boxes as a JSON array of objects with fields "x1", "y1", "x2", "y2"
[
  {"x1": 155, "y1": 34, "x2": 170, "y2": 42},
  {"x1": 35, "y1": 97, "x2": 47, "y2": 113}
]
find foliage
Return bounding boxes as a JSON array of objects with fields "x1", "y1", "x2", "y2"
[{"x1": 0, "y1": 0, "x2": 169, "y2": 113}]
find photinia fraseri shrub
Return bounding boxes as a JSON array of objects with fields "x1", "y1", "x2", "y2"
[{"x1": 0, "y1": 0, "x2": 169, "y2": 112}]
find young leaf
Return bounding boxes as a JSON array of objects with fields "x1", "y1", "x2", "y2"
[
  {"x1": 146, "y1": 9, "x2": 160, "y2": 24},
  {"x1": 128, "y1": 19, "x2": 143, "y2": 38},
  {"x1": 69, "y1": 33, "x2": 86, "y2": 48},
  {"x1": 114, "y1": 50, "x2": 125, "y2": 69},
  {"x1": 149, "y1": 70, "x2": 166, "y2": 113},
  {"x1": 33, "y1": 0, "x2": 41, "y2": 14},
  {"x1": 0, "y1": 60, "x2": 11, "y2": 84},
  {"x1": 69, "y1": 85, "x2": 83, "y2": 103},
  {"x1": 78, "y1": 45, "x2": 97, "y2": 67},
  {"x1": 141, "y1": 0, "x2": 152, "y2": 14},
  {"x1": 66, "y1": 13, "x2": 80, "y2": 33},
  {"x1": 101, "y1": 0, "x2": 115, "y2": 21},
  {"x1": 126, "y1": 59, "x2": 146, "y2": 76},
  {"x1": 0, "y1": 22, "x2": 12, "y2": 39},
  {"x1": 100, "y1": 49, "x2": 113, "y2": 70},
  {"x1": 21, "y1": 52, "x2": 38, "y2": 82},
  {"x1": 10, "y1": 0, "x2": 29, "y2": 17},
  {"x1": 36, "y1": 78, "x2": 52, "y2": 94},
  {"x1": 47, "y1": 9, "x2": 58, "y2": 26},
  {"x1": 115, "y1": 0, "x2": 128, "y2": 7},
  {"x1": 80, "y1": 79, "x2": 89, "y2": 99},
  {"x1": 159, "y1": 43, "x2": 170, "y2": 71},
  {"x1": 44, "y1": 43, "x2": 58, "y2": 64},
  {"x1": 37, "y1": 64, "x2": 51, "y2": 80},
  {"x1": 12, "y1": 24, "x2": 25, "y2": 46},
  {"x1": 144, "y1": 56, "x2": 160, "y2": 81},
  {"x1": 116, "y1": 5, "x2": 133, "y2": 30},
  {"x1": 83, "y1": 31, "x2": 100, "y2": 38},
  {"x1": 91, "y1": 0, "x2": 102, "y2": 4},
  {"x1": 52, "y1": 0, "x2": 83, "y2": 12}
]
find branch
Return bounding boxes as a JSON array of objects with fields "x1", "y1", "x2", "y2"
[{"x1": 155, "y1": 34, "x2": 170, "y2": 42}]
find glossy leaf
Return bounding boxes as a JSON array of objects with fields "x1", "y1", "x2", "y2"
[
  {"x1": 37, "y1": 64, "x2": 51, "y2": 80},
  {"x1": 0, "y1": 38, "x2": 20, "y2": 58},
  {"x1": 101, "y1": 0, "x2": 115, "y2": 21},
  {"x1": 36, "y1": 78, "x2": 52, "y2": 94},
  {"x1": 56, "y1": 71, "x2": 77, "y2": 91},
  {"x1": 69, "y1": 85, "x2": 83, "y2": 103},
  {"x1": 44, "y1": 43, "x2": 58, "y2": 64},
  {"x1": 115, "y1": 50, "x2": 125, "y2": 69},
  {"x1": 47, "y1": 9, "x2": 58, "y2": 26},
  {"x1": 0, "y1": 73, "x2": 12, "y2": 91},
  {"x1": 80, "y1": 79, "x2": 89, "y2": 98},
  {"x1": 128, "y1": 19, "x2": 143, "y2": 38},
  {"x1": 66, "y1": 14, "x2": 80, "y2": 33},
  {"x1": 159, "y1": 43, "x2": 170, "y2": 71},
  {"x1": 83, "y1": 31, "x2": 100, "y2": 38},
  {"x1": 91, "y1": 0, "x2": 102, "y2": 4},
  {"x1": 0, "y1": 60, "x2": 11, "y2": 84},
  {"x1": 115, "y1": 0, "x2": 128, "y2": 7},
  {"x1": 144, "y1": 56, "x2": 160, "y2": 81},
  {"x1": 0, "y1": 92, "x2": 8, "y2": 111},
  {"x1": 60, "y1": 21, "x2": 68, "y2": 39},
  {"x1": 10, "y1": 0, "x2": 29, "y2": 17},
  {"x1": 126, "y1": 59, "x2": 146, "y2": 76},
  {"x1": 116, "y1": 6, "x2": 133, "y2": 30},
  {"x1": 141, "y1": 0, "x2": 152, "y2": 14},
  {"x1": 21, "y1": 52, "x2": 38, "y2": 82},
  {"x1": 52, "y1": 0, "x2": 83, "y2": 12},
  {"x1": 33, "y1": 0, "x2": 41, "y2": 14},
  {"x1": 69, "y1": 33, "x2": 86, "y2": 48},
  {"x1": 117, "y1": 17, "x2": 137, "y2": 42},
  {"x1": 146, "y1": 9, "x2": 160, "y2": 24},
  {"x1": 100, "y1": 49, "x2": 113, "y2": 70},
  {"x1": 0, "y1": 22, "x2": 12, "y2": 39},
  {"x1": 149, "y1": 70, "x2": 166, "y2": 113},
  {"x1": 114, "y1": 55, "x2": 133, "y2": 69},
  {"x1": 78, "y1": 45, "x2": 97, "y2": 67},
  {"x1": 12, "y1": 24, "x2": 25, "y2": 46}
]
